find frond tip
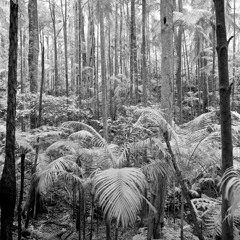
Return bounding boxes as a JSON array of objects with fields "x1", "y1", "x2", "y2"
[
  {"x1": 92, "y1": 168, "x2": 147, "y2": 228},
  {"x1": 220, "y1": 166, "x2": 240, "y2": 219}
]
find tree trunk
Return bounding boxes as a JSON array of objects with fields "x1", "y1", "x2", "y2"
[
  {"x1": 78, "y1": 0, "x2": 82, "y2": 107},
  {"x1": 213, "y1": 1, "x2": 233, "y2": 240},
  {"x1": 175, "y1": 0, "x2": 183, "y2": 123},
  {"x1": 0, "y1": 1, "x2": 18, "y2": 239},
  {"x1": 61, "y1": 0, "x2": 68, "y2": 98},
  {"x1": 164, "y1": 134, "x2": 205, "y2": 240},
  {"x1": 160, "y1": 0, "x2": 174, "y2": 124},
  {"x1": 129, "y1": 0, "x2": 134, "y2": 100},
  {"x1": 28, "y1": 0, "x2": 39, "y2": 129},
  {"x1": 142, "y1": 0, "x2": 147, "y2": 106},
  {"x1": 49, "y1": 0, "x2": 59, "y2": 96},
  {"x1": 99, "y1": 1, "x2": 108, "y2": 141},
  {"x1": 18, "y1": 154, "x2": 25, "y2": 240},
  {"x1": 38, "y1": 37, "x2": 45, "y2": 128},
  {"x1": 147, "y1": 174, "x2": 167, "y2": 240}
]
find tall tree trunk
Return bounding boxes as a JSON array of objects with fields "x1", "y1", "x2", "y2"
[
  {"x1": 95, "y1": 21, "x2": 100, "y2": 120},
  {"x1": 160, "y1": 0, "x2": 174, "y2": 124},
  {"x1": 130, "y1": 0, "x2": 138, "y2": 103},
  {"x1": 213, "y1": 1, "x2": 233, "y2": 240},
  {"x1": 49, "y1": 0, "x2": 59, "y2": 96},
  {"x1": 114, "y1": 2, "x2": 118, "y2": 76},
  {"x1": 142, "y1": 0, "x2": 147, "y2": 106},
  {"x1": 175, "y1": 0, "x2": 183, "y2": 123},
  {"x1": 61, "y1": 0, "x2": 69, "y2": 98},
  {"x1": 108, "y1": 25, "x2": 113, "y2": 120},
  {"x1": 129, "y1": 0, "x2": 134, "y2": 100},
  {"x1": 0, "y1": 1, "x2": 18, "y2": 239},
  {"x1": 232, "y1": 0, "x2": 236, "y2": 108},
  {"x1": 211, "y1": 12, "x2": 216, "y2": 106},
  {"x1": 78, "y1": 0, "x2": 82, "y2": 107},
  {"x1": 28, "y1": 0, "x2": 39, "y2": 129},
  {"x1": 18, "y1": 154, "x2": 25, "y2": 240},
  {"x1": 99, "y1": 2, "x2": 108, "y2": 141},
  {"x1": 20, "y1": 26, "x2": 25, "y2": 131},
  {"x1": 38, "y1": 36, "x2": 45, "y2": 128},
  {"x1": 119, "y1": 1, "x2": 123, "y2": 75}
]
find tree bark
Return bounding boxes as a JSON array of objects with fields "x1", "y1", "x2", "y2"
[
  {"x1": 0, "y1": 1, "x2": 18, "y2": 239},
  {"x1": 18, "y1": 154, "x2": 25, "y2": 240},
  {"x1": 28, "y1": 0, "x2": 39, "y2": 128},
  {"x1": 49, "y1": 0, "x2": 59, "y2": 96},
  {"x1": 99, "y1": 1, "x2": 108, "y2": 141},
  {"x1": 164, "y1": 134, "x2": 205, "y2": 240},
  {"x1": 213, "y1": 0, "x2": 233, "y2": 240},
  {"x1": 175, "y1": 0, "x2": 183, "y2": 123},
  {"x1": 142, "y1": 0, "x2": 147, "y2": 106},
  {"x1": 160, "y1": 0, "x2": 174, "y2": 124},
  {"x1": 38, "y1": 37, "x2": 45, "y2": 128}
]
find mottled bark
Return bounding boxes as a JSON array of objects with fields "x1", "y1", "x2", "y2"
[
  {"x1": 142, "y1": 0, "x2": 147, "y2": 106},
  {"x1": 99, "y1": 2, "x2": 108, "y2": 141},
  {"x1": 28, "y1": 0, "x2": 39, "y2": 129},
  {"x1": 213, "y1": 0, "x2": 233, "y2": 239},
  {"x1": 175, "y1": 0, "x2": 182, "y2": 123},
  {"x1": 0, "y1": 1, "x2": 18, "y2": 239},
  {"x1": 160, "y1": 0, "x2": 173, "y2": 124}
]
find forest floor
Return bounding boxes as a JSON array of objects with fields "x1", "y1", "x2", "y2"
[{"x1": 11, "y1": 200, "x2": 199, "y2": 240}]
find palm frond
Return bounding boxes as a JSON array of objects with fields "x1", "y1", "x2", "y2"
[
  {"x1": 62, "y1": 121, "x2": 107, "y2": 148},
  {"x1": 68, "y1": 130, "x2": 93, "y2": 141},
  {"x1": 142, "y1": 159, "x2": 169, "y2": 183},
  {"x1": 46, "y1": 140, "x2": 79, "y2": 156},
  {"x1": 220, "y1": 166, "x2": 240, "y2": 219},
  {"x1": 35, "y1": 155, "x2": 82, "y2": 194},
  {"x1": 93, "y1": 168, "x2": 147, "y2": 228}
]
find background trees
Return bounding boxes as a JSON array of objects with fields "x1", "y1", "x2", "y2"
[{"x1": 0, "y1": 0, "x2": 240, "y2": 239}]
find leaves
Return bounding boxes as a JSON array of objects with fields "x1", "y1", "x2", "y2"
[{"x1": 92, "y1": 167, "x2": 147, "y2": 228}]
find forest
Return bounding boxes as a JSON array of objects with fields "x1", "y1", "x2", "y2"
[{"x1": 0, "y1": 0, "x2": 240, "y2": 239}]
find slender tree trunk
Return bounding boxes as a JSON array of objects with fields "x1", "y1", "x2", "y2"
[
  {"x1": 18, "y1": 154, "x2": 25, "y2": 240},
  {"x1": 160, "y1": 0, "x2": 174, "y2": 124},
  {"x1": 0, "y1": 1, "x2": 18, "y2": 239},
  {"x1": 164, "y1": 135, "x2": 205, "y2": 240},
  {"x1": 38, "y1": 36, "x2": 45, "y2": 128},
  {"x1": 20, "y1": 26, "x2": 25, "y2": 131},
  {"x1": 78, "y1": 0, "x2": 82, "y2": 107},
  {"x1": 142, "y1": 0, "x2": 147, "y2": 106},
  {"x1": 28, "y1": 0, "x2": 39, "y2": 128},
  {"x1": 119, "y1": 2, "x2": 123, "y2": 75},
  {"x1": 213, "y1": 1, "x2": 233, "y2": 240},
  {"x1": 49, "y1": 0, "x2": 59, "y2": 96},
  {"x1": 232, "y1": 0, "x2": 236, "y2": 108},
  {"x1": 115, "y1": 2, "x2": 118, "y2": 76},
  {"x1": 99, "y1": 2, "x2": 108, "y2": 141},
  {"x1": 61, "y1": 0, "x2": 68, "y2": 98},
  {"x1": 95, "y1": 21, "x2": 100, "y2": 120},
  {"x1": 129, "y1": 0, "x2": 134, "y2": 100},
  {"x1": 211, "y1": 17, "x2": 216, "y2": 106},
  {"x1": 175, "y1": 0, "x2": 183, "y2": 123},
  {"x1": 109, "y1": 25, "x2": 113, "y2": 120}
]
